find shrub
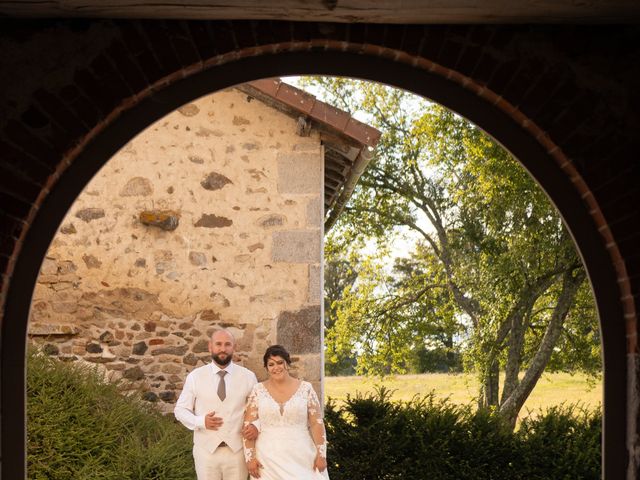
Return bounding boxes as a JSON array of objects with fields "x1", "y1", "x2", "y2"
[
  {"x1": 326, "y1": 387, "x2": 600, "y2": 480},
  {"x1": 27, "y1": 350, "x2": 195, "y2": 479},
  {"x1": 518, "y1": 405, "x2": 601, "y2": 480}
]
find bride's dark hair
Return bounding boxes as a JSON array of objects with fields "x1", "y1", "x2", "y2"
[{"x1": 263, "y1": 344, "x2": 292, "y2": 367}]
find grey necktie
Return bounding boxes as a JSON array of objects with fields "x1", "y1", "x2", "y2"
[{"x1": 217, "y1": 370, "x2": 227, "y2": 401}]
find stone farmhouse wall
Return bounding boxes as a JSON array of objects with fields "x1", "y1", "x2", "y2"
[{"x1": 28, "y1": 87, "x2": 324, "y2": 410}]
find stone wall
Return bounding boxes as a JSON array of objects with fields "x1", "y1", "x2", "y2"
[{"x1": 28, "y1": 87, "x2": 324, "y2": 410}]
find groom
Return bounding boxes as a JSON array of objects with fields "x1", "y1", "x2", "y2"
[{"x1": 175, "y1": 329, "x2": 258, "y2": 480}]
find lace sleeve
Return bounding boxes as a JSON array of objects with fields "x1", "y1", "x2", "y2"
[
  {"x1": 306, "y1": 383, "x2": 328, "y2": 459},
  {"x1": 243, "y1": 385, "x2": 259, "y2": 462}
]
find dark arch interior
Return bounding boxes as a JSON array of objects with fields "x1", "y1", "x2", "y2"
[{"x1": 4, "y1": 50, "x2": 626, "y2": 478}]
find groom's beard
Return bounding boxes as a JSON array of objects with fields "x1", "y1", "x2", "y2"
[{"x1": 212, "y1": 352, "x2": 232, "y2": 366}]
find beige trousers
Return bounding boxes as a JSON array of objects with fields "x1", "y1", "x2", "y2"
[{"x1": 193, "y1": 444, "x2": 248, "y2": 480}]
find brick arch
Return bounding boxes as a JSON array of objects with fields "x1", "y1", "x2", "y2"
[{"x1": 1, "y1": 22, "x2": 636, "y2": 478}]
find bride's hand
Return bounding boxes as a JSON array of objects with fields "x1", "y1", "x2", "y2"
[
  {"x1": 313, "y1": 453, "x2": 327, "y2": 472},
  {"x1": 247, "y1": 458, "x2": 262, "y2": 478}
]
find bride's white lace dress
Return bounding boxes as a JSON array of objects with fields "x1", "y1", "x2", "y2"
[{"x1": 243, "y1": 381, "x2": 330, "y2": 480}]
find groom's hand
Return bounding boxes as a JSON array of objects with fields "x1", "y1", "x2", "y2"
[
  {"x1": 204, "y1": 412, "x2": 223, "y2": 430},
  {"x1": 242, "y1": 424, "x2": 259, "y2": 440}
]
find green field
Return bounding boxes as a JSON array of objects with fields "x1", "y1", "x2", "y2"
[{"x1": 325, "y1": 372, "x2": 602, "y2": 416}]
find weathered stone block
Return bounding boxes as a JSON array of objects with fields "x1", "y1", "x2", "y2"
[
  {"x1": 277, "y1": 153, "x2": 322, "y2": 194},
  {"x1": 272, "y1": 230, "x2": 321, "y2": 263},
  {"x1": 308, "y1": 264, "x2": 321, "y2": 304},
  {"x1": 306, "y1": 196, "x2": 323, "y2": 226},
  {"x1": 276, "y1": 306, "x2": 321, "y2": 354}
]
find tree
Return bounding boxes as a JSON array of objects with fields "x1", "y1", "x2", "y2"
[{"x1": 303, "y1": 77, "x2": 600, "y2": 426}]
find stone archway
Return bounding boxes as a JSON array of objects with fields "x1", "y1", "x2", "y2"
[{"x1": 1, "y1": 22, "x2": 637, "y2": 479}]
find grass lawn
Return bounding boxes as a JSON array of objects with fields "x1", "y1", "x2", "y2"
[{"x1": 324, "y1": 371, "x2": 601, "y2": 416}]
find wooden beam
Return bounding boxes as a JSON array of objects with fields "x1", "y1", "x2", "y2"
[{"x1": 2, "y1": 0, "x2": 640, "y2": 22}]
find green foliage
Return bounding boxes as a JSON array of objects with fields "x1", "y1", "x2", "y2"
[
  {"x1": 325, "y1": 388, "x2": 601, "y2": 480},
  {"x1": 27, "y1": 350, "x2": 195, "y2": 479},
  {"x1": 300, "y1": 76, "x2": 600, "y2": 419}
]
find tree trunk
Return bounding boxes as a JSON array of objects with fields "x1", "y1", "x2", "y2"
[
  {"x1": 499, "y1": 268, "x2": 586, "y2": 427},
  {"x1": 483, "y1": 359, "x2": 500, "y2": 407}
]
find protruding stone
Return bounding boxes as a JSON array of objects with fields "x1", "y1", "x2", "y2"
[
  {"x1": 257, "y1": 214, "x2": 286, "y2": 229},
  {"x1": 192, "y1": 339, "x2": 209, "y2": 353},
  {"x1": 178, "y1": 103, "x2": 200, "y2": 117},
  {"x1": 139, "y1": 210, "x2": 180, "y2": 231},
  {"x1": 75, "y1": 208, "x2": 105, "y2": 223},
  {"x1": 189, "y1": 251, "x2": 207, "y2": 266},
  {"x1": 248, "y1": 243, "x2": 264, "y2": 252},
  {"x1": 40, "y1": 257, "x2": 58, "y2": 275},
  {"x1": 189, "y1": 155, "x2": 204, "y2": 164},
  {"x1": 134, "y1": 258, "x2": 146, "y2": 268},
  {"x1": 28, "y1": 323, "x2": 79, "y2": 336},
  {"x1": 120, "y1": 177, "x2": 153, "y2": 197},
  {"x1": 233, "y1": 115, "x2": 250, "y2": 125},
  {"x1": 201, "y1": 172, "x2": 233, "y2": 191},
  {"x1": 142, "y1": 391, "x2": 158, "y2": 402},
  {"x1": 42, "y1": 343, "x2": 59, "y2": 356},
  {"x1": 201, "y1": 310, "x2": 221, "y2": 321},
  {"x1": 123, "y1": 366, "x2": 145, "y2": 381},
  {"x1": 82, "y1": 254, "x2": 102, "y2": 269},
  {"x1": 277, "y1": 306, "x2": 321, "y2": 354},
  {"x1": 86, "y1": 343, "x2": 103, "y2": 353},
  {"x1": 272, "y1": 230, "x2": 321, "y2": 263},
  {"x1": 209, "y1": 292, "x2": 230, "y2": 308},
  {"x1": 194, "y1": 214, "x2": 232, "y2": 228},
  {"x1": 132, "y1": 342, "x2": 148, "y2": 355},
  {"x1": 183, "y1": 353, "x2": 199, "y2": 366},
  {"x1": 60, "y1": 223, "x2": 77, "y2": 234},
  {"x1": 144, "y1": 322, "x2": 156, "y2": 332},
  {"x1": 99, "y1": 331, "x2": 114, "y2": 343},
  {"x1": 58, "y1": 261, "x2": 77, "y2": 275},
  {"x1": 159, "y1": 391, "x2": 176, "y2": 403},
  {"x1": 151, "y1": 345, "x2": 189, "y2": 356},
  {"x1": 149, "y1": 338, "x2": 165, "y2": 346}
]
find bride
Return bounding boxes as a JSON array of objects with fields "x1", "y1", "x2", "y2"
[{"x1": 242, "y1": 345, "x2": 330, "y2": 479}]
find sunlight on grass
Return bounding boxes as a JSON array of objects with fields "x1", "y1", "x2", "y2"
[{"x1": 325, "y1": 372, "x2": 601, "y2": 416}]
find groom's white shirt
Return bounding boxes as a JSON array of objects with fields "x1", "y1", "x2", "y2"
[{"x1": 175, "y1": 361, "x2": 258, "y2": 453}]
